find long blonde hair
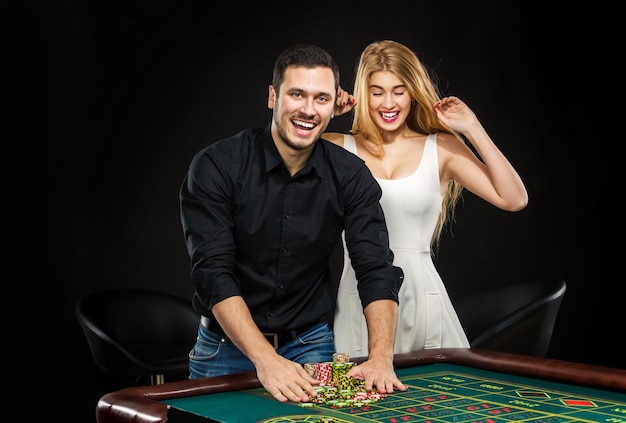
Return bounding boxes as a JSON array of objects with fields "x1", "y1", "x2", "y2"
[{"x1": 351, "y1": 40, "x2": 463, "y2": 251}]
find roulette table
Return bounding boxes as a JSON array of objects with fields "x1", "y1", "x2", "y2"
[{"x1": 96, "y1": 348, "x2": 626, "y2": 423}]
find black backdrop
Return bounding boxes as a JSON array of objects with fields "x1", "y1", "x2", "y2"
[{"x1": 41, "y1": 1, "x2": 621, "y2": 421}]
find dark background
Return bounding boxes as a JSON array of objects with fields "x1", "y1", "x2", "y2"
[{"x1": 40, "y1": 1, "x2": 620, "y2": 421}]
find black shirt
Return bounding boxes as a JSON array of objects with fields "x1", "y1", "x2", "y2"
[{"x1": 180, "y1": 123, "x2": 403, "y2": 332}]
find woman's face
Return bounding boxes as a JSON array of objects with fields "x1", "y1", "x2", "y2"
[{"x1": 367, "y1": 70, "x2": 411, "y2": 131}]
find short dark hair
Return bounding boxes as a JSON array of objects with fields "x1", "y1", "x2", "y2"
[{"x1": 272, "y1": 44, "x2": 340, "y2": 95}]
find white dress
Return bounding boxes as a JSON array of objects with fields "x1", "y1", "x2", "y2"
[{"x1": 334, "y1": 134, "x2": 470, "y2": 357}]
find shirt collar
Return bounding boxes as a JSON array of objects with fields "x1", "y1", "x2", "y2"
[
  {"x1": 262, "y1": 122, "x2": 323, "y2": 177},
  {"x1": 262, "y1": 123, "x2": 282, "y2": 172}
]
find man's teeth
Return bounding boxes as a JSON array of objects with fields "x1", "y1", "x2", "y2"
[{"x1": 293, "y1": 120, "x2": 315, "y2": 129}]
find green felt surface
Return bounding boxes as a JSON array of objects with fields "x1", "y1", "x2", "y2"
[{"x1": 163, "y1": 363, "x2": 626, "y2": 422}]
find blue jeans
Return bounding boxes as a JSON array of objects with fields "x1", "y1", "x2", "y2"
[{"x1": 189, "y1": 321, "x2": 335, "y2": 379}]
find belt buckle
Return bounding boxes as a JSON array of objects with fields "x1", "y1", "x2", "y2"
[{"x1": 263, "y1": 332, "x2": 279, "y2": 349}]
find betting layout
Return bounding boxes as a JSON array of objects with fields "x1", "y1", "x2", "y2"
[{"x1": 257, "y1": 363, "x2": 626, "y2": 423}]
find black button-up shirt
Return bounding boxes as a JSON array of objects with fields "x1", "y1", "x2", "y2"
[{"x1": 180, "y1": 123, "x2": 403, "y2": 332}]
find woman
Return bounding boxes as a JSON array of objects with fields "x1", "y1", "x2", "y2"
[{"x1": 326, "y1": 40, "x2": 528, "y2": 356}]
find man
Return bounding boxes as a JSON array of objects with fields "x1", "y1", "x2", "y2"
[{"x1": 180, "y1": 44, "x2": 406, "y2": 403}]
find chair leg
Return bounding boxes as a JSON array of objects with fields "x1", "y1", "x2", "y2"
[{"x1": 151, "y1": 374, "x2": 165, "y2": 385}]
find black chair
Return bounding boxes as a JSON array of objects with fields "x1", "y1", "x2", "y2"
[
  {"x1": 76, "y1": 288, "x2": 199, "y2": 385},
  {"x1": 455, "y1": 277, "x2": 566, "y2": 357}
]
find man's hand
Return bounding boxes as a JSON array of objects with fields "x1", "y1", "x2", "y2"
[
  {"x1": 212, "y1": 298, "x2": 321, "y2": 403},
  {"x1": 347, "y1": 356, "x2": 407, "y2": 394},
  {"x1": 351, "y1": 299, "x2": 406, "y2": 394},
  {"x1": 256, "y1": 355, "x2": 321, "y2": 403}
]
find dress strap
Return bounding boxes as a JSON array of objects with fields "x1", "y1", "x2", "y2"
[{"x1": 342, "y1": 134, "x2": 358, "y2": 155}]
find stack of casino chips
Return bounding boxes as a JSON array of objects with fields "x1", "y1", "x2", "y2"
[
  {"x1": 313, "y1": 362, "x2": 333, "y2": 385},
  {"x1": 332, "y1": 352, "x2": 349, "y2": 363},
  {"x1": 303, "y1": 362, "x2": 317, "y2": 378},
  {"x1": 299, "y1": 352, "x2": 387, "y2": 410},
  {"x1": 308, "y1": 353, "x2": 356, "y2": 386}
]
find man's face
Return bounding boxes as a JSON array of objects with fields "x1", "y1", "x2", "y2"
[{"x1": 268, "y1": 66, "x2": 336, "y2": 151}]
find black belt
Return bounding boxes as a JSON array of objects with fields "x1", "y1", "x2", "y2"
[{"x1": 200, "y1": 315, "x2": 321, "y2": 349}]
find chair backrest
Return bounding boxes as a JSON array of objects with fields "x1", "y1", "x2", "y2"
[
  {"x1": 455, "y1": 277, "x2": 566, "y2": 357},
  {"x1": 76, "y1": 288, "x2": 199, "y2": 384}
]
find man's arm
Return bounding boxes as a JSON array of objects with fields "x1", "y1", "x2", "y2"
[
  {"x1": 180, "y1": 148, "x2": 241, "y2": 312},
  {"x1": 211, "y1": 297, "x2": 321, "y2": 403},
  {"x1": 346, "y1": 299, "x2": 407, "y2": 393},
  {"x1": 339, "y1": 162, "x2": 406, "y2": 393}
]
